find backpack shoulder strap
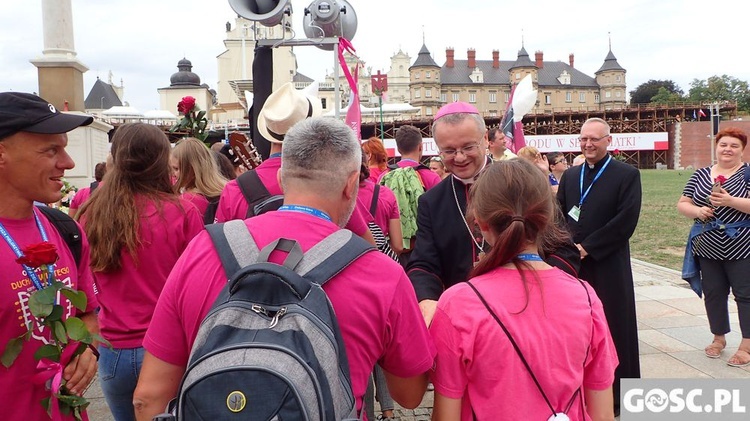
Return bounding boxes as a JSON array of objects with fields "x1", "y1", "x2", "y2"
[
  {"x1": 36, "y1": 206, "x2": 82, "y2": 268},
  {"x1": 369, "y1": 184, "x2": 380, "y2": 217},
  {"x1": 236, "y1": 170, "x2": 272, "y2": 218},
  {"x1": 206, "y1": 220, "x2": 261, "y2": 279},
  {"x1": 297, "y1": 230, "x2": 375, "y2": 286}
]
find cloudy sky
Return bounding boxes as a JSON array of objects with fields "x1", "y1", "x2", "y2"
[{"x1": 2, "y1": 0, "x2": 748, "y2": 112}]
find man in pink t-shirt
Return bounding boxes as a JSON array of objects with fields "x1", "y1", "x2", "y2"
[
  {"x1": 134, "y1": 117, "x2": 435, "y2": 421},
  {"x1": 377, "y1": 125, "x2": 441, "y2": 190},
  {"x1": 215, "y1": 83, "x2": 374, "y2": 243},
  {"x1": 0, "y1": 92, "x2": 99, "y2": 420}
]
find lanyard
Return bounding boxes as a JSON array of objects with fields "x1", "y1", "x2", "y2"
[
  {"x1": 269, "y1": 152, "x2": 282, "y2": 159},
  {"x1": 578, "y1": 155, "x2": 612, "y2": 207},
  {"x1": 278, "y1": 205, "x2": 332, "y2": 222},
  {"x1": 517, "y1": 253, "x2": 543, "y2": 262},
  {"x1": 0, "y1": 210, "x2": 54, "y2": 290}
]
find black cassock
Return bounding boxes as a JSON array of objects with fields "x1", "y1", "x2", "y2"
[
  {"x1": 408, "y1": 163, "x2": 581, "y2": 302},
  {"x1": 557, "y1": 155, "x2": 642, "y2": 406}
]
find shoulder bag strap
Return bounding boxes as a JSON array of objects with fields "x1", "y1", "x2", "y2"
[
  {"x1": 369, "y1": 184, "x2": 380, "y2": 217},
  {"x1": 466, "y1": 281, "x2": 558, "y2": 418},
  {"x1": 236, "y1": 170, "x2": 271, "y2": 218},
  {"x1": 36, "y1": 205, "x2": 82, "y2": 268}
]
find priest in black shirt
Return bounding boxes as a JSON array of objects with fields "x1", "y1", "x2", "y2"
[{"x1": 557, "y1": 117, "x2": 642, "y2": 415}]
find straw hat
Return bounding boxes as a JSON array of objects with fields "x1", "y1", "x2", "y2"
[{"x1": 257, "y1": 82, "x2": 323, "y2": 144}]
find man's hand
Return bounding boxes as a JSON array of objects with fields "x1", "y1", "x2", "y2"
[
  {"x1": 419, "y1": 299, "x2": 438, "y2": 327},
  {"x1": 63, "y1": 346, "x2": 98, "y2": 396},
  {"x1": 576, "y1": 243, "x2": 589, "y2": 259}
]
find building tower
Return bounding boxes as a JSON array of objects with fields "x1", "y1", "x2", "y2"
[
  {"x1": 508, "y1": 46, "x2": 538, "y2": 88},
  {"x1": 409, "y1": 43, "x2": 441, "y2": 118},
  {"x1": 30, "y1": 0, "x2": 88, "y2": 111},
  {"x1": 595, "y1": 41, "x2": 627, "y2": 109}
]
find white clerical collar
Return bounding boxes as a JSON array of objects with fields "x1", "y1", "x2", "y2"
[{"x1": 454, "y1": 159, "x2": 489, "y2": 185}]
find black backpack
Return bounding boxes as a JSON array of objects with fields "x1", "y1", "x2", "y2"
[
  {"x1": 236, "y1": 170, "x2": 284, "y2": 218},
  {"x1": 165, "y1": 220, "x2": 374, "y2": 421},
  {"x1": 36, "y1": 206, "x2": 82, "y2": 268}
]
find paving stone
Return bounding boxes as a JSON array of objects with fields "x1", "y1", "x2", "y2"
[{"x1": 638, "y1": 329, "x2": 697, "y2": 353}]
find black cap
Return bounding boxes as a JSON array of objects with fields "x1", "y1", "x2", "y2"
[{"x1": 0, "y1": 92, "x2": 94, "y2": 141}]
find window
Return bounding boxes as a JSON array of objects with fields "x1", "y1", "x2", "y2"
[
  {"x1": 321, "y1": 98, "x2": 327, "y2": 109},
  {"x1": 545, "y1": 94, "x2": 552, "y2": 105},
  {"x1": 426, "y1": 107, "x2": 433, "y2": 116},
  {"x1": 415, "y1": 72, "x2": 420, "y2": 79},
  {"x1": 505, "y1": 93, "x2": 510, "y2": 103},
  {"x1": 515, "y1": 73, "x2": 520, "y2": 80},
  {"x1": 489, "y1": 92, "x2": 497, "y2": 103},
  {"x1": 565, "y1": 92, "x2": 572, "y2": 103},
  {"x1": 441, "y1": 93, "x2": 447, "y2": 102},
  {"x1": 426, "y1": 71, "x2": 431, "y2": 79},
  {"x1": 469, "y1": 92, "x2": 476, "y2": 103},
  {"x1": 616, "y1": 75, "x2": 621, "y2": 82},
  {"x1": 425, "y1": 89, "x2": 432, "y2": 98},
  {"x1": 414, "y1": 89, "x2": 421, "y2": 98},
  {"x1": 594, "y1": 94, "x2": 600, "y2": 103},
  {"x1": 579, "y1": 92, "x2": 586, "y2": 102},
  {"x1": 489, "y1": 111, "x2": 497, "y2": 117},
  {"x1": 452, "y1": 92, "x2": 460, "y2": 102},
  {"x1": 616, "y1": 91, "x2": 621, "y2": 97},
  {"x1": 605, "y1": 91, "x2": 611, "y2": 98}
]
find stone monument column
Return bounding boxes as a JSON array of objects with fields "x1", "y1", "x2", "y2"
[{"x1": 30, "y1": 0, "x2": 89, "y2": 111}]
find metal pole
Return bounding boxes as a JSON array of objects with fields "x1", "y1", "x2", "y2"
[
  {"x1": 379, "y1": 94, "x2": 384, "y2": 141},
  {"x1": 241, "y1": 25, "x2": 247, "y2": 80},
  {"x1": 334, "y1": 38, "x2": 340, "y2": 118},
  {"x1": 709, "y1": 103, "x2": 715, "y2": 166}
]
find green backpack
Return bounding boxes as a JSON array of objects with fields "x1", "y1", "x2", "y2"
[{"x1": 379, "y1": 165, "x2": 426, "y2": 249}]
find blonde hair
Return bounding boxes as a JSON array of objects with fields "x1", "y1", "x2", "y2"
[
  {"x1": 517, "y1": 146, "x2": 541, "y2": 162},
  {"x1": 172, "y1": 137, "x2": 227, "y2": 198}
]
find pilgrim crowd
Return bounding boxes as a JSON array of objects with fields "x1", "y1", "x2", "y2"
[{"x1": 2, "y1": 84, "x2": 749, "y2": 421}]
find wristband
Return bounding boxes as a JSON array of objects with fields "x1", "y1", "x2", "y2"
[{"x1": 88, "y1": 344, "x2": 100, "y2": 361}]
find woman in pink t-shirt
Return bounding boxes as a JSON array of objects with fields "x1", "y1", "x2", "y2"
[
  {"x1": 171, "y1": 137, "x2": 227, "y2": 223},
  {"x1": 363, "y1": 136, "x2": 390, "y2": 183},
  {"x1": 430, "y1": 159, "x2": 618, "y2": 421},
  {"x1": 77, "y1": 123, "x2": 204, "y2": 421}
]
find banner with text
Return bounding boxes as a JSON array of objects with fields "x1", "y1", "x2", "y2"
[{"x1": 381, "y1": 132, "x2": 669, "y2": 157}]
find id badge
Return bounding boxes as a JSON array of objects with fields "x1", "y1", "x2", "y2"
[{"x1": 568, "y1": 205, "x2": 581, "y2": 222}]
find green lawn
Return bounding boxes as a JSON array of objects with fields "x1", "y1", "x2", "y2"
[{"x1": 630, "y1": 169, "x2": 695, "y2": 270}]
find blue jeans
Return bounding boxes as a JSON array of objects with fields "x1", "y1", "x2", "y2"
[{"x1": 98, "y1": 346, "x2": 144, "y2": 421}]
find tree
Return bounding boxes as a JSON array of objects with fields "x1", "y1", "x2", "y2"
[
  {"x1": 688, "y1": 75, "x2": 750, "y2": 112},
  {"x1": 650, "y1": 87, "x2": 685, "y2": 104},
  {"x1": 629, "y1": 79, "x2": 684, "y2": 104}
]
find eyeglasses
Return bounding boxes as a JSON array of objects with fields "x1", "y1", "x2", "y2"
[
  {"x1": 578, "y1": 135, "x2": 610, "y2": 144},
  {"x1": 553, "y1": 160, "x2": 568, "y2": 165},
  {"x1": 439, "y1": 143, "x2": 481, "y2": 159}
]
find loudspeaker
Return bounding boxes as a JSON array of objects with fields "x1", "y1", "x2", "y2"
[
  {"x1": 303, "y1": 0, "x2": 357, "y2": 50},
  {"x1": 228, "y1": 0, "x2": 292, "y2": 27}
]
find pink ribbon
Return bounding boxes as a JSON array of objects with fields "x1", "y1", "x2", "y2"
[
  {"x1": 338, "y1": 38, "x2": 361, "y2": 138},
  {"x1": 34, "y1": 341, "x2": 90, "y2": 421}
]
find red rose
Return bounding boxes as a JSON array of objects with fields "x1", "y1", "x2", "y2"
[
  {"x1": 16, "y1": 242, "x2": 58, "y2": 268},
  {"x1": 177, "y1": 96, "x2": 196, "y2": 115},
  {"x1": 715, "y1": 175, "x2": 727, "y2": 185},
  {"x1": 613, "y1": 149, "x2": 621, "y2": 155}
]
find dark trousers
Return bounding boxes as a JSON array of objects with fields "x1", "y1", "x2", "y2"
[{"x1": 699, "y1": 256, "x2": 750, "y2": 338}]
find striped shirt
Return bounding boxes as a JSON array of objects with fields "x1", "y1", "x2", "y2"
[{"x1": 682, "y1": 164, "x2": 750, "y2": 260}]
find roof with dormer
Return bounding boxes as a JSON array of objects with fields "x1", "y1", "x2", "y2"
[
  {"x1": 410, "y1": 44, "x2": 439, "y2": 69},
  {"x1": 440, "y1": 59, "x2": 598, "y2": 88},
  {"x1": 596, "y1": 50, "x2": 626, "y2": 73}
]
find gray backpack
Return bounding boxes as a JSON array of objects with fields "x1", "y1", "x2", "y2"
[{"x1": 171, "y1": 220, "x2": 373, "y2": 421}]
